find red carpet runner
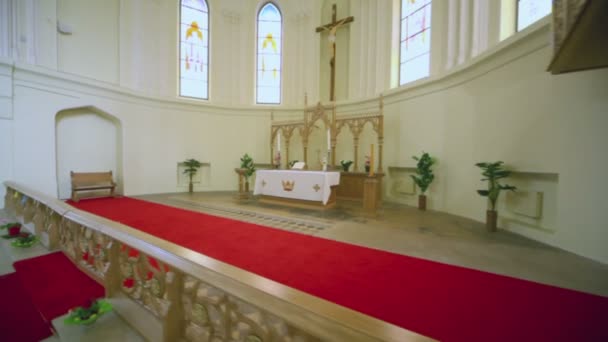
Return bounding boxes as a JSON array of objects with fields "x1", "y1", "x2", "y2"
[
  {"x1": 0, "y1": 273, "x2": 54, "y2": 342},
  {"x1": 14, "y1": 252, "x2": 105, "y2": 322},
  {"x1": 70, "y1": 197, "x2": 608, "y2": 341}
]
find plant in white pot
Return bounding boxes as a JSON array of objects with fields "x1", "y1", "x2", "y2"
[
  {"x1": 411, "y1": 152, "x2": 436, "y2": 210},
  {"x1": 475, "y1": 161, "x2": 516, "y2": 232}
]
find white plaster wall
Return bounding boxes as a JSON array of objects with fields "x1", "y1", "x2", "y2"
[
  {"x1": 379, "y1": 28, "x2": 608, "y2": 263},
  {"x1": 57, "y1": 0, "x2": 119, "y2": 83},
  {"x1": 55, "y1": 109, "x2": 120, "y2": 199},
  {"x1": 0, "y1": 119, "x2": 12, "y2": 207}
]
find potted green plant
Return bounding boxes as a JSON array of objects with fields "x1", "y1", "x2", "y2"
[
  {"x1": 11, "y1": 232, "x2": 38, "y2": 247},
  {"x1": 411, "y1": 152, "x2": 436, "y2": 210},
  {"x1": 182, "y1": 158, "x2": 202, "y2": 193},
  {"x1": 288, "y1": 160, "x2": 299, "y2": 169},
  {"x1": 340, "y1": 160, "x2": 353, "y2": 172},
  {"x1": 64, "y1": 299, "x2": 113, "y2": 326},
  {"x1": 240, "y1": 153, "x2": 256, "y2": 192},
  {"x1": 475, "y1": 161, "x2": 516, "y2": 232}
]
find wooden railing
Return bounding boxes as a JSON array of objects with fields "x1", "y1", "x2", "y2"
[{"x1": 3, "y1": 181, "x2": 433, "y2": 342}]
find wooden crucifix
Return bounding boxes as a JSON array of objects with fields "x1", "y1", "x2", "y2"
[{"x1": 316, "y1": 4, "x2": 354, "y2": 102}]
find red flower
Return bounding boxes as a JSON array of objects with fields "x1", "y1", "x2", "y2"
[
  {"x1": 146, "y1": 271, "x2": 154, "y2": 280},
  {"x1": 8, "y1": 225, "x2": 21, "y2": 236},
  {"x1": 123, "y1": 278, "x2": 134, "y2": 288},
  {"x1": 82, "y1": 252, "x2": 89, "y2": 261}
]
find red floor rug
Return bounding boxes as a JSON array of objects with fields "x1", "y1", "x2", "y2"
[
  {"x1": 70, "y1": 197, "x2": 608, "y2": 341},
  {"x1": 13, "y1": 251, "x2": 105, "y2": 322},
  {"x1": 0, "y1": 273, "x2": 54, "y2": 341}
]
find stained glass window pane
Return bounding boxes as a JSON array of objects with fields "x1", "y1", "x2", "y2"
[
  {"x1": 399, "y1": 0, "x2": 432, "y2": 86},
  {"x1": 517, "y1": 0, "x2": 551, "y2": 31},
  {"x1": 256, "y1": 3, "x2": 282, "y2": 104},
  {"x1": 179, "y1": 0, "x2": 209, "y2": 100}
]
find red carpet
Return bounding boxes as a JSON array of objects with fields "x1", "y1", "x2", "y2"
[
  {"x1": 0, "y1": 273, "x2": 54, "y2": 341},
  {"x1": 70, "y1": 197, "x2": 608, "y2": 341},
  {"x1": 14, "y1": 251, "x2": 105, "y2": 322}
]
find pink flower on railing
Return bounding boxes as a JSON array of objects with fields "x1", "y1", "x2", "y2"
[{"x1": 365, "y1": 155, "x2": 370, "y2": 166}]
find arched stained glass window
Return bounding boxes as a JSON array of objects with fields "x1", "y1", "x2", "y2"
[
  {"x1": 256, "y1": 3, "x2": 282, "y2": 104},
  {"x1": 180, "y1": 0, "x2": 209, "y2": 99},
  {"x1": 399, "y1": 0, "x2": 432, "y2": 86}
]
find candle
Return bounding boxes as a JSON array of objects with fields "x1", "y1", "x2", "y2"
[
  {"x1": 327, "y1": 128, "x2": 331, "y2": 150},
  {"x1": 370, "y1": 144, "x2": 375, "y2": 176}
]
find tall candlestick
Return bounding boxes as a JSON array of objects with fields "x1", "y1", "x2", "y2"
[
  {"x1": 370, "y1": 144, "x2": 375, "y2": 176},
  {"x1": 327, "y1": 128, "x2": 331, "y2": 150}
]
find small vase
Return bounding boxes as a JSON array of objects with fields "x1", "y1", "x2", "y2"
[
  {"x1": 365, "y1": 166, "x2": 370, "y2": 173},
  {"x1": 342, "y1": 165, "x2": 350, "y2": 172},
  {"x1": 486, "y1": 210, "x2": 498, "y2": 232},
  {"x1": 418, "y1": 195, "x2": 427, "y2": 211}
]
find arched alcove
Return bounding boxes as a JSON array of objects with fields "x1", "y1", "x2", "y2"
[{"x1": 55, "y1": 106, "x2": 123, "y2": 199}]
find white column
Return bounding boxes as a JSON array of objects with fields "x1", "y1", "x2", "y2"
[
  {"x1": 457, "y1": 0, "x2": 472, "y2": 65},
  {"x1": 0, "y1": 0, "x2": 13, "y2": 58},
  {"x1": 471, "y1": 0, "x2": 489, "y2": 58},
  {"x1": 21, "y1": 0, "x2": 35, "y2": 64},
  {"x1": 444, "y1": 0, "x2": 460, "y2": 70},
  {"x1": 365, "y1": 0, "x2": 377, "y2": 97}
]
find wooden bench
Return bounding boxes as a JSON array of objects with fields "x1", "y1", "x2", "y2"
[{"x1": 70, "y1": 171, "x2": 117, "y2": 202}]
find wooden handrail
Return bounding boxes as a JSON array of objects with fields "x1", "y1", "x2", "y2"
[{"x1": 3, "y1": 180, "x2": 433, "y2": 342}]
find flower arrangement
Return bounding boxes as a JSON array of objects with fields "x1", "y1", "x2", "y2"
[
  {"x1": 1, "y1": 222, "x2": 22, "y2": 238},
  {"x1": 364, "y1": 155, "x2": 371, "y2": 172},
  {"x1": 288, "y1": 160, "x2": 299, "y2": 168},
  {"x1": 340, "y1": 160, "x2": 353, "y2": 172},
  {"x1": 274, "y1": 151, "x2": 281, "y2": 168},
  {"x1": 64, "y1": 299, "x2": 113, "y2": 326},
  {"x1": 11, "y1": 232, "x2": 38, "y2": 248}
]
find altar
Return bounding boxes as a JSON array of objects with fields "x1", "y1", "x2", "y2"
[{"x1": 254, "y1": 170, "x2": 340, "y2": 209}]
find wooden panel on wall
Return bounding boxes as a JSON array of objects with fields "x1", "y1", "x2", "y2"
[{"x1": 336, "y1": 172, "x2": 383, "y2": 202}]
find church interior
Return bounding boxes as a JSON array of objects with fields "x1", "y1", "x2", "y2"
[{"x1": 1, "y1": 0, "x2": 607, "y2": 341}]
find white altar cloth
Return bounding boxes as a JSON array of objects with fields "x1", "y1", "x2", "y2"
[{"x1": 254, "y1": 170, "x2": 340, "y2": 205}]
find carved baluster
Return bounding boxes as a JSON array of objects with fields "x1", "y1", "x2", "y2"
[
  {"x1": 105, "y1": 238, "x2": 121, "y2": 297},
  {"x1": 164, "y1": 270, "x2": 184, "y2": 342},
  {"x1": 32, "y1": 202, "x2": 45, "y2": 237},
  {"x1": 45, "y1": 209, "x2": 60, "y2": 250},
  {"x1": 22, "y1": 198, "x2": 36, "y2": 223}
]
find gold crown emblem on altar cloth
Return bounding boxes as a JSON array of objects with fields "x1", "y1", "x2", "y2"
[{"x1": 282, "y1": 180, "x2": 295, "y2": 191}]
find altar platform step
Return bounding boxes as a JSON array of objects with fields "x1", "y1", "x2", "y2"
[{"x1": 0, "y1": 211, "x2": 144, "y2": 342}]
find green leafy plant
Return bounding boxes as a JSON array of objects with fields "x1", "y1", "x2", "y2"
[
  {"x1": 340, "y1": 160, "x2": 353, "y2": 172},
  {"x1": 11, "y1": 232, "x2": 38, "y2": 247},
  {"x1": 475, "y1": 161, "x2": 516, "y2": 211},
  {"x1": 182, "y1": 158, "x2": 202, "y2": 193},
  {"x1": 64, "y1": 299, "x2": 113, "y2": 326},
  {"x1": 411, "y1": 152, "x2": 436, "y2": 194},
  {"x1": 240, "y1": 153, "x2": 256, "y2": 180},
  {"x1": 288, "y1": 160, "x2": 299, "y2": 168}
]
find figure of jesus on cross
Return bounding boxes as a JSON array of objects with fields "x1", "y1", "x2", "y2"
[{"x1": 316, "y1": 4, "x2": 354, "y2": 102}]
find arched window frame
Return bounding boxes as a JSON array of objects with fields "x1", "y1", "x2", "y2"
[
  {"x1": 179, "y1": 0, "x2": 210, "y2": 100},
  {"x1": 256, "y1": 2, "x2": 283, "y2": 105},
  {"x1": 399, "y1": 0, "x2": 432, "y2": 86}
]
